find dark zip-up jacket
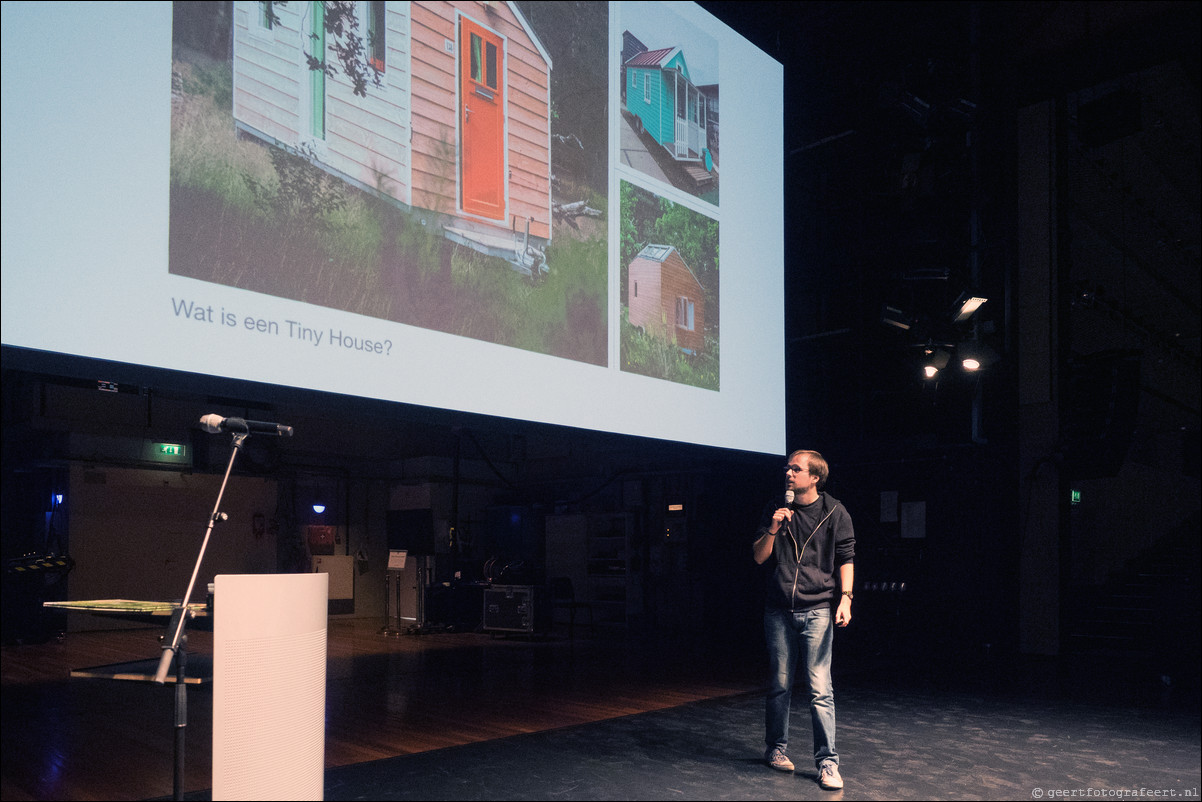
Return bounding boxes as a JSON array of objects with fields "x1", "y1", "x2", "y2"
[{"x1": 755, "y1": 491, "x2": 855, "y2": 611}]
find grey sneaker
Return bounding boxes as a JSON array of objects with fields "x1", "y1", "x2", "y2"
[
  {"x1": 765, "y1": 747, "x2": 795, "y2": 772},
  {"x1": 818, "y1": 762, "x2": 843, "y2": 789}
]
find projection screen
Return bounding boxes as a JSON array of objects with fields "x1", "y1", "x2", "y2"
[{"x1": 1, "y1": 1, "x2": 784, "y2": 455}]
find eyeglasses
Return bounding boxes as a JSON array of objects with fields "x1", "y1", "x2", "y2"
[{"x1": 784, "y1": 464, "x2": 808, "y2": 474}]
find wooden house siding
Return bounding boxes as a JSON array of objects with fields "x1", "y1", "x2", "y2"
[
  {"x1": 409, "y1": 3, "x2": 460, "y2": 215},
  {"x1": 410, "y1": 1, "x2": 550, "y2": 240},
  {"x1": 231, "y1": 1, "x2": 550, "y2": 246},
  {"x1": 232, "y1": 1, "x2": 414, "y2": 206},
  {"x1": 628, "y1": 258, "x2": 664, "y2": 332},
  {"x1": 653, "y1": 74, "x2": 674, "y2": 146},
  {"x1": 664, "y1": 51, "x2": 689, "y2": 80},
  {"x1": 232, "y1": 3, "x2": 304, "y2": 145},
  {"x1": 627, "y1": 246, "x2": 705, "y2": 354},
  {"x1": 627, "y1": 67, "x2": 663, "y2": 144},
  {"x1": 627, "y1": 64, "x2": 680, "y2": 148},
  {"x1": 488, "y1": 3, "x2": 550, "y2": 241},
  {"x1": 621, "y1": 31, "x2": 648, "y2": 96},
  {"x1": 322, "y1": 4, "x2": 412, "y2": 203},
  {"x1": 661, "y1": 257, "x2": 705, "y2": 354},
  {"x1": 624, "y1": 47, "x2": 707, "y2": 162}
]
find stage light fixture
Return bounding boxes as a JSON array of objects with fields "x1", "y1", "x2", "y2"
[
  {"x1": 959, "y1": 340, "x2": 998, "y2": 371},
  {"x1": 882, "y1": 304, "x2": 915, "y2": 331},
  {"x1": 923, "y1": 349, "x2": 951, "y2": 379},
  {"x1": 312, "y1": 504, "x2": 326, "y2": 514},
  {"x1": 951, "y1": 291, "x2": 988, "y2": 323}
]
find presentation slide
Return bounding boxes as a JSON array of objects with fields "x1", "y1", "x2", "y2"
[{"x1": 1, "y1": 1, "x2": 784, "y2": 455}]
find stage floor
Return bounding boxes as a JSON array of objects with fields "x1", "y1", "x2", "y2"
[
  {"x1": 281, "y1": 686, "x2": 1201, "y2": 801},
  {"x1": 3, "y1": 618, "x2": 1198, "y2": 801}
]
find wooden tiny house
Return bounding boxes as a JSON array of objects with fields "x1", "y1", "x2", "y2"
[
  {"x1": 231, "y1": 1, "x2": 552, "y2": 271},
  {"x1": 627, "y1": 244, "x2": 706, "y2": 355},
  {"x1": 624, "y1": 44, "x2": 710, "y2": 165}
]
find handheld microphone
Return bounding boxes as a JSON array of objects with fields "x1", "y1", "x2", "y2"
[
  {"x1": 784, "y1": 489, "x2": 795, "y2": 506},
  {"x1": 199, "y1": 414, "x2": 294, "y2": 437}
]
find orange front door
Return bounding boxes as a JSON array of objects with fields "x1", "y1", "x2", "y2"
[{"x1": 459, "y1": 17, "x2": 505, "y2": 220}]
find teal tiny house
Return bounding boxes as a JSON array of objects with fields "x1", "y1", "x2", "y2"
[{"x1": 624, "y1": 45, "x2": 710, "y2": 164}]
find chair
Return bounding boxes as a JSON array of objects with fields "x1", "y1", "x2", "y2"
[{"x1": 549, "y1": 577, "x2": 594, "y2": 638}]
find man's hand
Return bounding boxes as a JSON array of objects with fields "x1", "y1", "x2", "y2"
[
  {"x1": 835, "y1": 596, "x2": 852, "y2": 627},
  {"x1": 768, "y1": 506, "x2": 793, "y2": 534}
]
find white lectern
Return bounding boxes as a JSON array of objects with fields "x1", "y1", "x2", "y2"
[{"x1": 213, "y1": 573, "x2": 328, "y2": 801}]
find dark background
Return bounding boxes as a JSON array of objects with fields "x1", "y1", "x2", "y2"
[{"x1": 3, "y1": 1, "x2": 1198, "y2": 708}]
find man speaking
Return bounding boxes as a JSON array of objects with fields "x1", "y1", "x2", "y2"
[{"x1": 752, "y1": 449, "x2": 855, "y2": 790}]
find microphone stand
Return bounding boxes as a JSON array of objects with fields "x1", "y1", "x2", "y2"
[{"x1": 153, "y1": 431, "x2": 247, "y2": 801}]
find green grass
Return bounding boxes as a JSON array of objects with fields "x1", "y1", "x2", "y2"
[
  {"x1": 168, "y1": 54, "x2": 609, "y2": 364},
  {"x1": 620, "y1": 310, "x2": 720, "y2": 390}
]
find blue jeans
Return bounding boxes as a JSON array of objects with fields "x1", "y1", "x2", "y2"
[{"x1": 764, "y1": 605, "x2": 837, "y2": 769}]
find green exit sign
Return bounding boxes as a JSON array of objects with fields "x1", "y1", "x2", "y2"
[
  {"x1": 1070, "y1": 489, "x2": 1082, "y2": 505},
  {"x1": 141, "y1": 440, "x2": 189, "y2": 466}
]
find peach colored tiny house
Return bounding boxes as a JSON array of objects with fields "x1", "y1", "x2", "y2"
[
  {"x1": 627, "y1": 244, "x2": 706, "y2": 355},
  {"x1": 232, "y1": 1, "x2": 552, "y2": 270}
]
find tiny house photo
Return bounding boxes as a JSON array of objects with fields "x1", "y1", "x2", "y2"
[
  {"x1": 627, "y1": 244, "x2": 705, "y2": 356},
  {"x1": 230, "y1": 0, "x2": 553, "y2": 271},
  {"x1": 168, "y1": 1, "x2": 611, "y2": 367},
  {"x1": 624, "y1": 46, "x2": 711, "y2": 168},
  {"x1": 619, "y1": 181, "x2": 719, "y2": 391},
  {"x1": 619, "y1": 2, "x2": 719, "y2": 202}
]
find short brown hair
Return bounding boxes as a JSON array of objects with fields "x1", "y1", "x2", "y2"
[{"x1": 788, "y1": 449, "x2": 829, "y2": 491}]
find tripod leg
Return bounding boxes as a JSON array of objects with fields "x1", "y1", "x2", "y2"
[{"x1": 173, "y1": 647, "x2": 188, "y2": 801}]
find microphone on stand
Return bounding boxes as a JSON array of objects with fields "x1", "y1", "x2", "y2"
[{"x1": 199, "y1": 414, "x2": 294, "y2": 437}]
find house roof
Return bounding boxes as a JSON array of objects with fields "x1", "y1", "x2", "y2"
[
  {"x1": 634, "y1": 245, "x2": 704, "y2": 292},
  {"x1": 625, "y1": 46, "x2": 681, "y2": 69},
  {"x1": 637, "y1": 244, "x2": 676, "y2": 262}
]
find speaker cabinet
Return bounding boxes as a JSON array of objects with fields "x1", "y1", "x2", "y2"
[{"x1": 483, "y1": 585, "x2": 548, "y2": 633}]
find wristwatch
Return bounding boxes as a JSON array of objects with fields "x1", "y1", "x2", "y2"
[{"x1": 841, "y1": 591, "x2": 853, "y2": 600}]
